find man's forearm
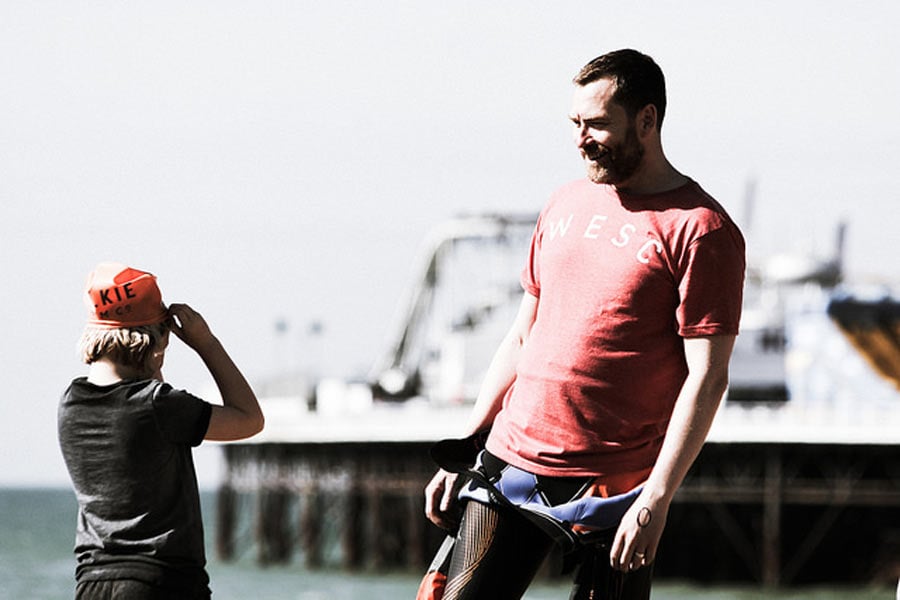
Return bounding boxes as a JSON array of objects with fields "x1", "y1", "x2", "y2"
[
  {"x1": 643, "y1": 368, "x2": 727, "y2": 503},
  {"x1": 643, "y1": 335, "x2": 734, "y2": 502},
  {"x1": 464, "y1": 333, "x2": 522, "y2": 435},
  {"x1": 463, "y1": 292, "x2": 538, "y2": 435}
]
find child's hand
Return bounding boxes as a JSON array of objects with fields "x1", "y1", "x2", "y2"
[{"x1": 167, "y1": 303, "x2": 215, "y2": 351}]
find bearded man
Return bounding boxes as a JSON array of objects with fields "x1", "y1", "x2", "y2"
[{"x1": 420, "y1": 49, "x2": 746, "y2": 600}]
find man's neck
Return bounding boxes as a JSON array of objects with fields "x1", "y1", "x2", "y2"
[{"x1": 614, "y1": 158, "x2": 688, "y2": 195}]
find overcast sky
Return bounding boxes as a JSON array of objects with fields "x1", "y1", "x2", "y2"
[{"x1": 2, "y1": 1, "x2": 898, "y2": 487}]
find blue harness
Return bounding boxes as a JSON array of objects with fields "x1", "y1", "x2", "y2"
[
  {"x1": 459, "y1": 451, "x2": 643, "y2": 548},
  {"x1": 431, "y1": 434, "x2": 643, "y2": 550}
]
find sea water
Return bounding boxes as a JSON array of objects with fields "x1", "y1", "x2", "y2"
[{"x1": 1, "y1": 488, "x2": 892, "y2": 600}]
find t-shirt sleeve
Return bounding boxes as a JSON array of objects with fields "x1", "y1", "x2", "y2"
[
  {"x1": 676, "y1": 223, "x2": 746, "y2": 337},
  {"x1": 151, "y1": 383, "x2": 213, "y2": 447}
]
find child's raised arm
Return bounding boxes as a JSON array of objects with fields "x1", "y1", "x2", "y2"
[{"x1": 168, "y1": 303, "x2": 264, "y2": 441}]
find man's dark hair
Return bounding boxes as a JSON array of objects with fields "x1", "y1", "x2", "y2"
[{"x1": 574, "y1": 49, "x2": 667, "y2": 130}]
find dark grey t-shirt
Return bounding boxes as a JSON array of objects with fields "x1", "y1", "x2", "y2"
[{"x1": 58, "y1": 377, "x2": 212, "y2": 591}]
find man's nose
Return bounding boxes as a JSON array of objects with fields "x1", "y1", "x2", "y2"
[{"x1": 575, "y1": 123, "x2": 591, "y2": 147}]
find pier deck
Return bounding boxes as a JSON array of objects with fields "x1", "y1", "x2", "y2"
[{"x1": 215, "y1": 401, "x2": 900, "y2": 587}]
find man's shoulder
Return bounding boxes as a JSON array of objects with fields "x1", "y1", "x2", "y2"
[
  {"x1": 671, "y1": 179, "x2": 728, "y2": 211},
  {"x1": 653, "y1": 180, "x2": 738, "y2": 225}
]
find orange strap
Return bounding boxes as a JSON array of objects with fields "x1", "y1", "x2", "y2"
[{"x1": 415, "y1": 571, "x2": 446, "y2": 600}]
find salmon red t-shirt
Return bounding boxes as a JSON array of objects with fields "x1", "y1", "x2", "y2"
[{"x1": 485, "y1": 178, "x2": 745, "y2": 478}]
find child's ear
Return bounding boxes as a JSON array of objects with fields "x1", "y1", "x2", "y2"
[{"x1": 149, "y1": 348, "x2": 166, "y2": 372}]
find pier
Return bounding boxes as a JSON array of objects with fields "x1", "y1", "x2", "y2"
[
  {"x1": 212, "y1": 215, "x2": 900, "y2": 588},
  {"x1": 213, "y1": 401, "x2": 900, "y2": 587}
]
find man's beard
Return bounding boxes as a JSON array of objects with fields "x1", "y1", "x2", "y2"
[{"x1": 585, "y1": 125, "x2": 644, "y2": 185}]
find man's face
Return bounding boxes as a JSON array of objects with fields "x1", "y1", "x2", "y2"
[{"x1": 569, "y1": 78, "x2": 644, "y2": 185}]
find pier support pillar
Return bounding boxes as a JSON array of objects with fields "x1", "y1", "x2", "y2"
[
  {"x1": 300, "y1": 485, "x2": 323, "y2": 568},
  {"x1": 406, "y1": 492, "x2": 426, "y2": 570},
  {"x1": 215, "y1": 483, "x2": 237, "y2": 561},
  {"x1": 342, "y1": 482, "x2": 365, "y2": 570},
  {"x1": 762, "y1": 449, "x2": 782, "y2": 587},
  {"x1": 257, "y1": 487, "x2": 293, "y2": 565}
]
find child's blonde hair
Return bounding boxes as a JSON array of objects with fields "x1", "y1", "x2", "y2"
[{"x1": 78, "y1": 322, "x2": 170, "y2": 369}]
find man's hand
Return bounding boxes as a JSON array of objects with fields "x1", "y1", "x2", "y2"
[
  {"x1": 609, "y1": 492, "x2": 669, "y2": 572},
  {"x1": 424, "y1": 469, "x2": 462, "y2": 531}
]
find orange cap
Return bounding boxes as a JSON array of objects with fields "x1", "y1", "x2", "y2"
[{"x1": 84, "y1": 262, "x2": 168, "y2": 328}]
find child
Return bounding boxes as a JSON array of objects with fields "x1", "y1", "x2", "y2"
[{"x1": 58, "y1": 262, "x2": 265, "y2": 600}]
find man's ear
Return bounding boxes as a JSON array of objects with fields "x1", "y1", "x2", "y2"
[{"x1": 638, "y1": 104, "x2": 657, "y2": 135}]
